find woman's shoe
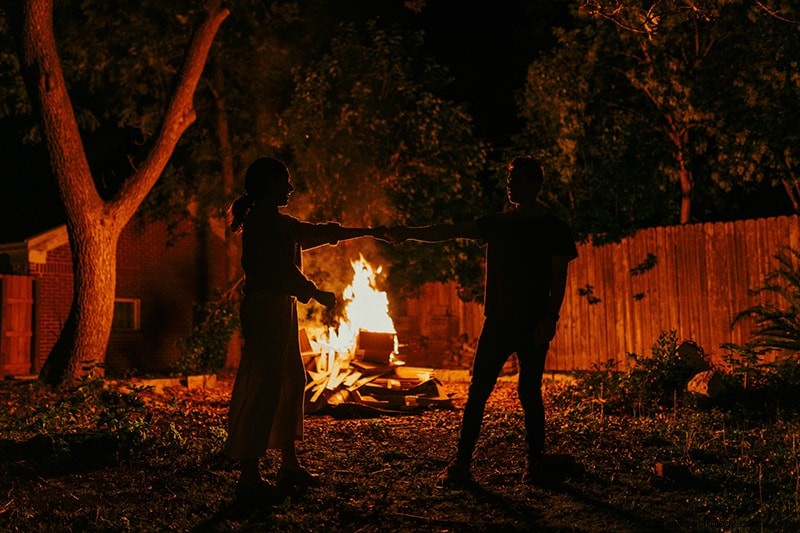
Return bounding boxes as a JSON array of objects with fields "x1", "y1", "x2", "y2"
[
  {"x1": 276, "y1": 466, "x2": 321, "y2": 488},
  {"x1": 234, "y1": 478, "x2": 276, "y2": 503}
]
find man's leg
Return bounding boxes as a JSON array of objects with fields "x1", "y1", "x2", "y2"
[
  {"x1": 517, "y1": 343, "x2": 549, "y2": 482},
  {"x1": 454, "y1": 319, "x2": 512, "y2": 466}
]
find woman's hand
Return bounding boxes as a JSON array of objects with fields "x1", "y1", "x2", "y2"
[{"x1": 314, "y1": 289, "x2": 336, "y2": 309}]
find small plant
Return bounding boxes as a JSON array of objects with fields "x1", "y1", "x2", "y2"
[
  {"x1": 723, "y1": 247, "x2": 800, "y2": 412},
  {"x1": 630, "y1": 252, "x2": 658, "y2": 276},
  {"x1": 177, "y1": 294, "x2": 240, "y2": 375},
  {"x1": 578, "y1": 284, "x2": 602, "y2": 304},
  {"x1": 3, "y1": 374, "x2": 152, "y2": 448},
  {"x1": 732, "y1": 246, "x2": 800, "y2": 355},
  {"x1": 626, "y1": 330, "x2": 698, "y2": 409}
]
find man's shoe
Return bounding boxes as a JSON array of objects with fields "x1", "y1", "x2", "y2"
[
  {"x1": 436, "y1": 460, "x2": 474, "y2": 488},
  {"x1": 521, "y1": 456, "x2": 547, "y2": 485},
  {"x1": 234, "y1": 478, "x2": 277, "y2": 504}
]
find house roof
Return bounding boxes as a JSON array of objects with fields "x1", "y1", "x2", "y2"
[{"x1": 0, "y1": 225, "x2": 68, "y2": 266}]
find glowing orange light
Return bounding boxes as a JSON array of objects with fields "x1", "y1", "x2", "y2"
[{"x1": 308, "y1": 255, "x2": 400, "y2": 377}]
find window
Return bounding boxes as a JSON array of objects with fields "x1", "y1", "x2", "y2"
[{"x1": 112, "y1": 298, "x2": 141, "y2": 331}]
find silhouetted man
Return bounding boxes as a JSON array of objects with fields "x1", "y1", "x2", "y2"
[{"x1": 387, "y1": 156, "x2": 578, "y2": 486}]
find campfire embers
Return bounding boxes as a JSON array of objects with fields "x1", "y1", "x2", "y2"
[{"x1": 302, "y1": 328, "x2": 454, "y2": 415}]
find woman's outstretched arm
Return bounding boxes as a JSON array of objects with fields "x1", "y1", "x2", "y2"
[{"x1": 294, "y1": 220, "x2": 386, "y2": 250}]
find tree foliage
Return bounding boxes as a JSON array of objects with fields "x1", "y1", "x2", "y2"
[
  {"x1": 282, "y1": 21, "x2": 489, "y2": 302},
  {"x1": 0, "y1": 0, "x2": 227, "y2": 383},
  {"x1": 517, "y1": 0, "x2": 800, "y2": 241}
]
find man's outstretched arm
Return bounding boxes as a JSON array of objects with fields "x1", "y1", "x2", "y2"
[{"x1": 387, "y1": 221, "x2": 481, "y2": 243}]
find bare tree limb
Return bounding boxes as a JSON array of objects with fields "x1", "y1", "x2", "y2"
[
  {"x1": 111, "y1": 0, "x2": 229, "y2": 223},
  {"x1": 756, "y1": 0, "x2": 800, "y2": 24}
]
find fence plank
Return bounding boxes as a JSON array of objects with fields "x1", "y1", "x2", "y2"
[
  {"x1": 400, "y1": 215, "x2": 799, "y2": 371},
  {"x1": 0, "y1": 275, "x2": 34, "y2": 376}
]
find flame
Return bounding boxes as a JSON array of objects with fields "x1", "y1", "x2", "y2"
[{"x1": 310, "y1": 254, "x2": 399, "y2": 373}]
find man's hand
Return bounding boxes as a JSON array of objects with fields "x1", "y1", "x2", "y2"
[
  {"x1": 314, "y1": 289, "x2": 336, "y2": 309},
  {"x1": 385, "y1": 226, "x2": 410, "y2": 244},
  {"x1": 370, "y1": 225, "x2": 389, "y2": 241},
  {"x1": 532, "y1": 316, "x2": 558, "y2": 344}
]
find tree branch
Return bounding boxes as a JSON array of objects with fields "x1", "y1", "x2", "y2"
[
  {"x1": 111, "y1": 0, "x2": 229, "y2": 223},
  {"x1": 755, "y1": 0, "x2": 800, "y2": 24}
]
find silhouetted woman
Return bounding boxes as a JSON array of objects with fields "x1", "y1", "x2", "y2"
[{"x1": 225, "y1": 157, "x2": 384, "y2": 499}]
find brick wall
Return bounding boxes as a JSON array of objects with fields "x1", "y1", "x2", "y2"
[
  {"x1": 31, "y1": 216, "x2": 228, "y2": 375},
  {"x1": 30, "y1": 246, "x2": 73, "y2": 372}
]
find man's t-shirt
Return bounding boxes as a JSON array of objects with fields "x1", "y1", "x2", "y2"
[{"x1": 476, "y1": 210, "x2": 578, "y2": 321}]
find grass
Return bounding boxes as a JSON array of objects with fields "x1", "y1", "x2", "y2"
[{"x1": 1, "y1": 372, "x2": 799, "y2": 532}]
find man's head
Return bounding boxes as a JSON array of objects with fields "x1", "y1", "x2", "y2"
[{"x1": 506, "y1": 156, "x2": 544, "y2": 206}]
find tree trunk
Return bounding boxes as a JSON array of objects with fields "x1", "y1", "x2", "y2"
[
  {"x1": 781, "y1": 151, "x2": 800, "y2": 213},
  {"x1": 211, "y1": 56, "x2": 240, "y2": 284},
  {"x1": 678, "y1": 158, "x2": 693, "y2": 224},
  {"x1": 668, "y1": 125, "x2": 693, "y2": 225},
  {"x1": 4, "y1": 0, "x2": 229, "y2": 384},
  {"x1": 210, "y1": 55, "x2": 244, "y2": 370},
  {"x1": 781, "y1": 178, "x2": 800, "y2": 213},
  {"x1": 41, "y1": 221, "x2": 120, "y2": 383}
]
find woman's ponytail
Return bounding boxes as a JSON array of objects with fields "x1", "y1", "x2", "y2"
[{"x1": 228, "y1": 193, "x2": 255, "y2": 233}]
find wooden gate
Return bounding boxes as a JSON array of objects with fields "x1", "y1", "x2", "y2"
[{"x1": 0, "y1": 275, "x2": 34, "y2": 377}]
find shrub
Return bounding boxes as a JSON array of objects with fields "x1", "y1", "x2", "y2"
[
  {"x1": 176, "y1": 295, "x2": 240, "y2": 375},
  {"x1": 723, "y1": 247, "x2": 800, "y2": 411},
  {"x1": 626, "y1": 330, "x2": 701, "y2": 409},
  {"x1": 3, "y1": 374, "x2": 152, "y2": 446},
  {"x1": 731, "y1": 246, "x2": 800, "y2": 355},
  {"x1": 552, "y1": 331, "x2": 710, "y2": 416}
]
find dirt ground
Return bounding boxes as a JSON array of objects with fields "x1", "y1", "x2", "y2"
[{"x1": 0, "y1": 373, "x2": 785, "y2": 532}]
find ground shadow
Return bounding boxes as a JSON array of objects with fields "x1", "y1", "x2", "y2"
[
  {"x1": 191, "y1": 482, "x2": 310, "y2": 532},
  {"x1": 472, "y1": 456, "x2": 665, "y2": 531}
]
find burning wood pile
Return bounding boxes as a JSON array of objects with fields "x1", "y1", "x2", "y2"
[{"x1": 300, "y1": 256, "x2": 454, "y2": 415}]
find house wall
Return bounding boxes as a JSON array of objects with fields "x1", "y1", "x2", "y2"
[
  {"x1": 31, "y1": 216, "x2": 228, "y2": 375},
  {"x1": 30, "y1": 246, "x2": 72, "y2": 371}
]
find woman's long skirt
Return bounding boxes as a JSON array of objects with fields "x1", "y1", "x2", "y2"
[{"x1": 224, "y1": 291, "x2": 306, "y2": 459}]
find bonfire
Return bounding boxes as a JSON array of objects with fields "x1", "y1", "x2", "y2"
[{"x1": 301, "y1": 255, "x2": 452, "y2": 413}]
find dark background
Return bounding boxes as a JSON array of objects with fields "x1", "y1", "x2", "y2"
[{"x1": 0, "y1": 0, "x2": 791, "y2": 244}]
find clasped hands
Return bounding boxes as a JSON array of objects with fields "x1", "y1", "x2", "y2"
[
  {"x1": 369, "y1": 226, "x2": 410, "y2": 244},
  {"x1": 313, "y1": 226, "x2": 410, "y2": 309}
]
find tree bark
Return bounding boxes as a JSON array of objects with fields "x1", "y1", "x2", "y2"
[
  {"x1": 781, "y1": 151, "x2": 800, "y2": 213},
  {"x1": 3, "y1": 0, "x2": 229, "y2": 384},
  {"x1": 211, "y1": 55, "x2": 240, "y2": 284},
  {"x1": 42, "y1": 225, "x2": 119, "y2": 381},
  {"x1": 677, "y1": 151, "x2": 693, "y2": 225}
]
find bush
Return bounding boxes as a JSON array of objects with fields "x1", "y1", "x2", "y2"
[
  {"x1": 626, "y1": 330, "x2": 702, "y2": 409},
  {"x1": 3, "y1": 374, "x2": 152, "y2": 447},
  {"x1": 731, "y1": 246, "x2": 800, "y2": 355},
  {"x1": 723, "y1": 246, "x2": 800, "y2": 412},
  {"x1": 552, "y1": 331, "x2": 711, "y2": 416},
  {"x1": 176, "y1": 296, "x2": 240, "y2": 375}
]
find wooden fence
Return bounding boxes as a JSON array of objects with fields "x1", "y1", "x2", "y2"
[
  {"x1": 401, "y1": 215, "x2": 799, "y2": 371},
  {"x1": 0, "y1": 275, "x2": 34, "y2": 376}
]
